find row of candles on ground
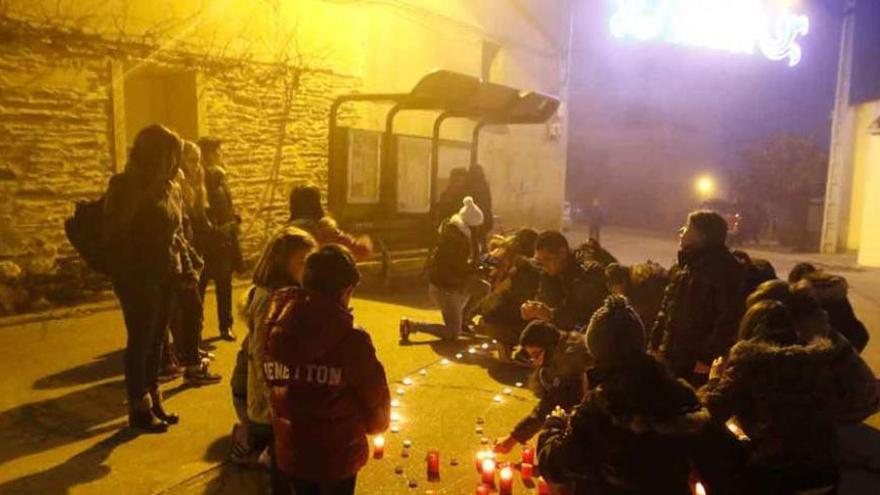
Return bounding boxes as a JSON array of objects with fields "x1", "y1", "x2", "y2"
[{"x1": 373, "y1": 435, "x2": 548, "y2": 494}]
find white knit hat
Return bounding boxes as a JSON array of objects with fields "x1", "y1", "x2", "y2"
[{"x1": 458, "y1": 196, "x2": 484, "y2": 227}]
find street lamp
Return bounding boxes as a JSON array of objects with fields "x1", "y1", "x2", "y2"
[{"x1": 695, "y1": 175, "x2": 716, "y2": 200}]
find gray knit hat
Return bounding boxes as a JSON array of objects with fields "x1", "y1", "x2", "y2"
[{"x1": 585, "y1": 295, "x2": 646, "y2": 369}]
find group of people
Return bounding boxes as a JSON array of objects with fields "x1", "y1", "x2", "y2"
[
  {"x1": 98, "y1": 124, "x2": 876, "y2": 495},
  {"x1": 403, "y1": 193, "x2": 877, "y2": 495}
]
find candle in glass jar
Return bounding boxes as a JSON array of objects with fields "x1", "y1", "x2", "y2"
[
  {"x1": 481, "y1": 458, "x2": 496, "y2": 485},
  {"x1": 521, "y1": 463, "x2": 533, "y2": 482},
  {"x1": 499, "y1": 466, "x2": 514, "y2": 494},
  {"x1": 537, "y1": 477, "x2": 551, "y2": 495},
  {"x1": 475, "y1": 484, "x2": 490, "y2": 495},
  {"x1": 372, "y1": 435, "x2": 385, "y2": 459},
  {"x1": 521, "y1": 446, "x2": 535, "y2": 465},
  {"x1": 475, "y1": 450, "x2": 493, "y2": 473},
  {"x1": 427, "y1": 450, "x2": 440, "y2": 480}
]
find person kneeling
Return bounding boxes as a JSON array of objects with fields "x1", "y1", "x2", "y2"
[
  {"x1": 493, "y1": 320, "x2": 590, "y2": 454},
  {"x1": 538, "y1": 296, "x2": 710, "y2": 495},
  {"x1": 265, "y1": 245, "x2": 390, "y2": 495}
]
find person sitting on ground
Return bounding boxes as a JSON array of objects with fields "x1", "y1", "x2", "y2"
[
  {"x1": 651, "y1": 210, "x2": 746, "y2": 386},
  {"x1": 746, "y1": 280, "x2": 879, "y2": 424},
  {"x1": 605, "y1": 261, "x2": 668, "y2": 336},
  {"x1": 265, "y1": 245, "x2": 390, "y2": 495},
  {"x1": 229, "y1": 226, "x2": 316, "y2": 467},
  {"x1": 521, "y1": 231, "x2": 609, "y2": 332},
  {"x1": 493, "y1": 320, "x2": 590, "y2": 454},
  {"x1": 287, "y1": 184, "x2": 372, "y2": 261},
  {"x1": 699, "y1": 300, "x2": 844, "y2": 495},
  {"x1": 399, "y1": 197, "x2": 490, "y2": 344},
  {"x1": 538, "y1": 296, "x2": 710, "y2": 495},
  {"x1": 731, "y1": 249, "x2": 777, "y2": 297},
  {"x1": 788, "y1": 262, "x2": 869, "y2": 353}
]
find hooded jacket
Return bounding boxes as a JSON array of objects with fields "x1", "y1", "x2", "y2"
[
  {"x1": 512, "y1": 331, "x2": 591, "y2": 442},
  {"x1": 538, "y1": 356, "x2": 709, "y2": 495},
  {"x1": 803, "y1": 272, "x2": 869, "y2": 352},
  {"x1": 651, "y1": 246, "x2": 746, "y2": 371},
  {"x1": 265, "y1": 288, "x2": 390, "y2": 481},
  {"x1": 698, "y1": 339, "x2": 839, "y2": 471}
]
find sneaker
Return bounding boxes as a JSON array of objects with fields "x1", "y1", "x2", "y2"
[
  {"x1": 199, "y1": 349, "x2": 216, "y2": 361},
  {"x1": 158, "y1": 364, "x2": 183, "y2": 383},
  {"x1": 184, "y1": 363, "x2": 222, "y2": 386},
  {"x1": 399, "y1": 318, "x2": 412, "y2": 345},
  {"x1": 220, "y1": 328, "x2": 237, "y2": 342}
]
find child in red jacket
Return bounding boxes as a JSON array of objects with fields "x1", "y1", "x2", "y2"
[{"x1": 265, "y1": 244, "x2": 390, "y2": 495}]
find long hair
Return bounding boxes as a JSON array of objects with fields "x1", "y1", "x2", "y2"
[
  {"x1": 288, "y1": 184, "x2": 325, "y2": 222},
  {"x1": 252, "y1": 227, "x2": 317, "y2": 290},
  {"x1": 126, "y1": 124, "x2": 182, "y2": 187}
]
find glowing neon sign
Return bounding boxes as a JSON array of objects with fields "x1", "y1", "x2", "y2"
[{"x1": 609, "y1": 0, "x2": 810, "y2": 67}]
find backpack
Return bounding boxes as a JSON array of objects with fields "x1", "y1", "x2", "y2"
[{"x1": 64, "y1": 197, "x2": 110, "y2": 275}]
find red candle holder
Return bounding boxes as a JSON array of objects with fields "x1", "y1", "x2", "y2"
[
  {"x1": 537, "y1": 477, "x2": 551, "y2": 495},
  {"x1": 475, "y1": 450, "x2": 493, "y2": 473},
  {"x1": 521, "y1": 462, "x2": 533, "y2": 483},
  {"x1": 475, "y1": 484, "x2": 490, "y2": 495},
  {"x1": 481, "y1": 458, "x2": 496, "y2": 485},
  {"x1": 427, "y1": 450, "x2": 440, "y2": 480},
  {"x1": 372, "y1": 435, "x2": 385, "y2": 459},
  {"x1": 499, "y1": 465, "x2": 514, "y2": 494},
  {"x1": 521, "y1": 446, "x2": 534, "y2": 465}
]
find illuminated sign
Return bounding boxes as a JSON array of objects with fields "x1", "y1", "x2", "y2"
[{"x1": 609, "y1": 0, "x2": 810, "y2": 67}]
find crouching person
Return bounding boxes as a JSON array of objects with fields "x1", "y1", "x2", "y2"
[
  {"x1": 265, "y1": 245, "x2": 391, "y2": 495},
  {"x1": 538, "y1": 296, "x2": 710, "y2": 495},
  {"x1": 494, "y1": 320, "x2": 590, "y2": 454}
]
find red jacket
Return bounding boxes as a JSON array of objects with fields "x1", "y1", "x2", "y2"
[{"x1": 264, "y1": 289, "x2": 390, "y2": 481}]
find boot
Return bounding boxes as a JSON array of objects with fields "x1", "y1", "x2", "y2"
[
  {"x1": 129, "y1": 395, "x2": 169, "y2": 433},
  {"x1": 149, "y1": 389, "x2": 179, "y2": 425}
]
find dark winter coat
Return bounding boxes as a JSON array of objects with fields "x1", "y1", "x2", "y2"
[
  {"x1": 265, "y1": 288, "x2": 390, "y2": 482},
  {"x1": 102, "y1": 173, "x2": 183, "y2": 285},
  {"x1": 538, "y1": 356, "x2": 709, "y2": 495},
  {"x1": 426, "y1": 220, "x2": 475, "y2": 291},
  {"x1": 478, "y1": 256, "x2": 541, "y2": 344},
  {"x1": 824, "y1": 331, "x2": 879, "y2": 423},
  {"x1": 622, "y1": 261, "x2": 668, "y2": 331},
  {"x1": 651, "y1": 246, "x2": 746, "y2": 373},
  {"x1": 804, "y1": 272, "x2": 869, "y2": 352},
  {"x1": 538, "y1": 259, "x2": 609, "y2": 331},
  {"x1": 698, "y1": 339, "x2": 839, "y2": 472},
  {"x1": 202, "y1": 166, "x2": 242, "y2": 270},
  {"x1": 511, "y1": 331, "x2": 591, "y2": 442}
]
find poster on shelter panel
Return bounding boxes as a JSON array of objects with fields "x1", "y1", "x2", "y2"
[
  {"x1": 347, "y1": 129, "x2": 382, "y2": 204},
  {"x1": 396, "y1": 136, "x2": 432, "y2": 213}
]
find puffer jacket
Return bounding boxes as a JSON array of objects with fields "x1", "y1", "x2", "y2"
[
  {"x1": 511, "y1": 331, "x2": 591, "y2": 442},
  {"x1": 651, "y1": 246, "x2": 746, "y2": 373},
  {"x1": 803, "y1": 271, "x2": 869, "y2": 352},
  {"x1": 698, "y1": 339, "x2": 839, "y2": 472},
  {"x1": 426, "y1": 219, "x2": 475, "y2": 291},
  {"x1": 538, "y1": 356, "x2": 709, "y2": 495},
  {"x1": 265, "y1": 288, "x2": 390, "y2": 482}
]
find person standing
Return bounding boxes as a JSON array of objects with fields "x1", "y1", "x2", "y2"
[
  {"x1": 520, "y1": 231, "x2": 609, "y2": 332},
  {"x1": 102, "y1": 124, "x2": 185, "y2": 432},
  {"x1": 586, "y1": 197, "x2": 604, "y2": 243},
  {"x1": 265, "y1": 245, "x2": 390, "y2": 495},
  {"x1": 650, "y1": 211, "x2": 745, "y2": 386},
  {"x1": 399, "y1": 197, "x2": 490, "y2": 343},
  {"x1": 198, "y1": 137, "x2": 242, "y2": 341}
]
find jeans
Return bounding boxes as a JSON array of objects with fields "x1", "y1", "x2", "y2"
[
  {"x1": 282, "y1": 476, "x2": 356, "y2": 495},
  {"x1": 199, "y1": 264, "x2": 233, "y2": 333},
  {"x1": 114, "y1": 278, "x2": 173, "y2": 403},
  {"x1": 169, "y1": 283, "x2": 204, "y2": 366},
  {"x1": 412, "y1": 277, "x2": 490, "y2": 340}
]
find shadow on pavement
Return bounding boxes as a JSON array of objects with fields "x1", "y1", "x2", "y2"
[
  {"x1": 32, "y1": 350, "x2": 124, "y2": 390},
  {"x1": 0, "y1": 428, "x2": 137, "y2": 494}
]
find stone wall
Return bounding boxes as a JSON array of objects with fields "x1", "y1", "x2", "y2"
[{"x1": 0, "y1": 17, "x2": 359, "y2": 313}]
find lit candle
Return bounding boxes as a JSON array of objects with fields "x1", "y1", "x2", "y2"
[
  {"x1": 372, "y1": 435, "x2": 385, "y2": 459},
  {"x1": 503, "y1": 387, "x2": 512, "y2": 395},
  {"x1": 475, "y1": 450, "x2": 489, "y2": 473},
  {"x1": 475, "y1": 484, "x2": 490, "y2": 495},
  {"x1": 515, "y1": 382, "x2": 523, "y2": 388},
  {"x1": 391, "y1": 399, "x2": 401, "y2": 408},
  {"x1": 537, "y1": 477, "x2": 551, "y2": 495},
  {"x1": 441, "y1": 358, "x2": 450, "y2": 365},
  {"x1": 419, "y1": 369, "x2": 427, "y2": 376},
  {"x1": 455, "y1": 353, "x2": 463, "y2": 359},
  {"x1": 499, "y1": 465, "x2": 514, "y2": 494},
  {"x1": 390, "y1": 424, "x2": 400, "y2": 433},
  {"x1": 521, "y1": 446, "x2": 534, "y2": 465},
  {"x1": 402, "y1": 377, "x2": 413, "y2": 386},
  {"x1": 391, "y1": 411, "x2": 403, "y2": 422},
  {"x1": 427, "y1": 449, "x2": 440, "y2": 480},
  {"x1": 694, "y1": 482, "x2": 707, "y2": 495},
  {"x1": 493, "y1": 395, "x2": 502, "y2": 403},
  {"x1": 396, "y1": 387, "x2": 405, "y2": 395},
  {"x1": 521, "y1": 463, "x2": 533, "y2": 482},
  {"x1": 481, "y1": 343, "x2": 489, "y2": 350},
  {"x1": 481, "y1": 458, "x2": 496, "y2": 485},
  {"x1": 468, "y1": 347, "x2": 477, "y2": 355}
]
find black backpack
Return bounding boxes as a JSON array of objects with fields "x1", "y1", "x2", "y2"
[{"x1": 64, "y1": 197, "x2": 110, "y2": 275}]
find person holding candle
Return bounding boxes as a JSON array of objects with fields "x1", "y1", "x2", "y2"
[
  {"x1": 493, "y1": 320, "x2": 591, "y2": 454},
  {"x1": 537, "y1": 296, "x2": 710, "y2": 495},
  {"x1": 265, "y1": 245, "x2": 391, "y2": 495}
]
